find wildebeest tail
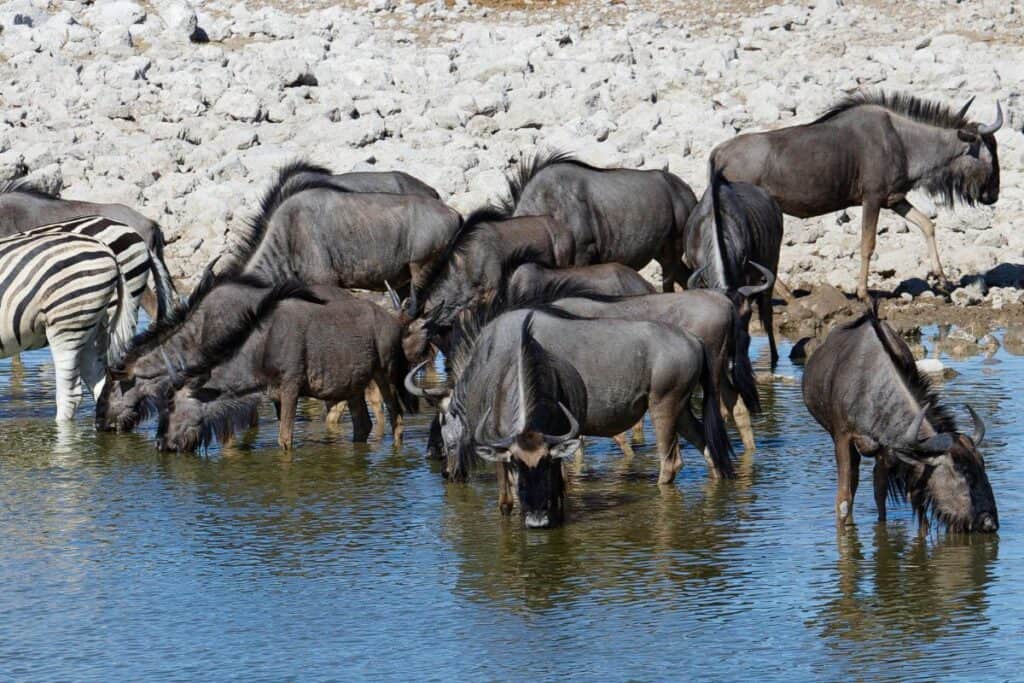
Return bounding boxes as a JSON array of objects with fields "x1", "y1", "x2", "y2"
[
  {"x1": 730, "y1": 305, "x2": 761, "y2": 414},
  {"x1": 698, "y1": 341, "x2": 736, "y2": 479}
]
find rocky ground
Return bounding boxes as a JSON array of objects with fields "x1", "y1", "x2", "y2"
[{"x1": 1, "y1": 0, "x2": 1022, "y2": 320}]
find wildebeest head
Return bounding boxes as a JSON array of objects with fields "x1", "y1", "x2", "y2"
[
  {"x1": 155, "y1": 382, "x2": 256, "y2": 453},
  {"x1": 896, "y1": 404, "x2": 998, "y2": 533},
  {"x1": 95, "y1": 355, "x2": 182, "y2": 432},
  {"x1": 404, "y1": 361, "x2": 466, "y2": 479},
  {"x1": 929, "y1": 99, "x2": 1002, "y2": 206}
]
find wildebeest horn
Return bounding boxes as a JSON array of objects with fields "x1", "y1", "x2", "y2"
[
  {"x1": 956, "y1": 95, "x2": 975, "y2": 121},
  {"x1": 920, "y1": 433, "x2": 955, "y2": 454},
  {"x1": 476, "y1": 407, "x2": 517, "y2": 451},
  {"x1": 967, "y1": 404, "x2": 985, "y2": 446},
  {"x1": 977, "y1": 101, "x2": 1002, "y2": 135},
  {"x1": 403, "y1": 360, "x2": 449, "y2": 399},
  {"x1": 904, "y1": 406, "x2": 928, "y2": 445},
  {"x1": 384, "y1": 281, "x2": 401, "y2": 311},
  {"x1": 686, "y1": 264, "x2": 708, "y2": 290},
  {"x1": 160, "y1": 347, "x2": 180, "y2": 383},
  {"x1": 737, "y1": 261, "x2": 775, "y2": 298},
  {"x1": 405, "y1": 285, "x2": 419, "y2": 318},
  {"x1": 542, "y1": 402, "x2": 580, "y2": 445}
]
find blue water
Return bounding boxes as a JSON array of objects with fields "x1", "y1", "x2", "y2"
[{"x1": 0, "y1": 328, "x2": 1021, "y2": 681}]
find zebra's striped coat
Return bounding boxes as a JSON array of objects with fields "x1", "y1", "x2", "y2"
[{"x1": 0, "y1": 229, "x2": 135, "y2": 419}]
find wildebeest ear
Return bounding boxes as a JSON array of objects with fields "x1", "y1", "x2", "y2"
[
  {"x1": 958, "y1": 129, "x2": 980, "y2": 144},
  {"x1": 549, "y1": 438, "x2": 582, "y2": 460}
]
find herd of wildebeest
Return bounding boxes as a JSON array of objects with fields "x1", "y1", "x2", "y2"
[{"x1": 0, "y1": 90, "x2": 1004, "y2": 531}]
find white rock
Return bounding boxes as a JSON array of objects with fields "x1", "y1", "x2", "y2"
[{"x1": 87, "y1": 1, "x2": 146, "y2": 29}]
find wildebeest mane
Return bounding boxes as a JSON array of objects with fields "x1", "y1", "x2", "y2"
[
  {"x1": 815, "y1": 90, "x2": 970, "y2": 130},
  {"x1": 192, "y1": 393, "x2": 265, "y2": 453},
  {"x1": 412, "y1": 205, "x2": 503, "y2": 303},
  {"x1": 500, "y1": 148, "x2": 609, "y2": 213},
  {"x1": 222, "y1": 160, "x2": 338, "y2": 277},
  {"x1": 0, "y1": 177, "x2": 60, "y2": 198},
  {"x1": 841, "y1": 302, "x2": 957, "y2": 435},
  {"x1": 176, "y1": 281, "x2": 326, "y2": 383}
]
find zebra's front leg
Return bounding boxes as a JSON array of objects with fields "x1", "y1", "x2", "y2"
[{"x1": 50, "y1": 342, "x2": 85, "y2": 421}]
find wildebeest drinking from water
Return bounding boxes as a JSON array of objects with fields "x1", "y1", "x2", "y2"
[
  {"x1": 712, "y1": 91, "x2": 1002, "y2": 299},
  {"x1": 408, "y1": 303, "x2": 735, "y2": 527},
  {"x1": 507, "y1": 151, "x2": 697, "y2": 292},
  {"x1": 802, "y1": 303, "x2": 997, "y2": 533},
  {"x1": 684, "y1": 170, "x2": 783, "y2": 365},
  {"x1": 157, "y1": 286, "x2": 418, "y2": 452}
]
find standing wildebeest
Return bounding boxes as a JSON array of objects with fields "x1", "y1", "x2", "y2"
[
  {"x1": 712, "y1": 91, "x2": 1002, "y2": 298},
  {"x1": 508, "y1": 151, "x2": 697, "y2": 292},
  {"x1": 0, "y1": 178, "x2": 178, "y2": 319},
  {"x1": 684, "y1": 170, "x2": 783, "y2": 365},
  {"x1": 0, "y1": 231, "x2": 135, "y2": 419},
  {"x1": 219, "y1": 162, "x2": 461, "y2": 290},
  {"x1": 400, "y1": 206, "x2": 576, "y2": 355},
  {"x1": 552, "y1": 286, "x2": 766, "y2": 454},
  {"x1": 157, "y1": 286, "x2": 417, "y2": 452},
  {"x1": 802, "y1": 303, "x2": 997, "y2": 533},
  {"x1": 408, "y1": 304, "x2": 735, "y2": 524},
  {"x1": 286, "y1": 163, "x2": 440, "y2": 199}
]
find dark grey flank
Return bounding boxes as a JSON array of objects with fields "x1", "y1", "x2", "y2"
[
  {"x1": 684, "y1": 170, "x2": 783, "y2": 365},
  {"x1": 0, "y1": 178, "x2": 178, "y2": 319},
  {"x1": 802, "y1": 303, "x2": 997, "y2": 533},
  {"x1": 156, "y1": 286, "x2": 416, "y2": 452},
  {"x1": 712, "y1": 91, "x2": 1002, "y2": 298},
  {"x1": 508, "y1": 151, "x2": 697, "y2": 292}
]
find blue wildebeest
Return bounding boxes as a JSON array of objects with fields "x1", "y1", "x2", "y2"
[
  {"x1": 712, "y1": 91, "x2": 1002, "y2": 298},
  {"x1": 802, "y1": 303, "x2": 997, "y2": 533},
  {"x1": 506, "y1": 262, "x2": 656, "y2": 301},
  {"x1": 407, "y1": 304, "x2": 735, "y2": 527},
  {"x1": 156, "y1": 286, "x2": 417, "y2": 451},
  {"x1": 684, "y1": 170, "x2": 783, "y2": 365},
  {"x1": 0, "y1": 179, "x2": 178, "y2": 319},
  {"x1": 0, "y1": 231, "x2": 135, "y2": 419},
  {"x1": 507, "y1": 150, "x2": 697, "y2": 292},
  {"x1": 218, "y1": 161, "x2": 461, "y2": 290}
]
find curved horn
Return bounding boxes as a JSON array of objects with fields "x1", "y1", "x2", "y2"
[
  {"x1": 956, "y1": 95, "x2": 975, "y2": 122},
  {"x1": 737, "y1": 261, "x2": 775, "y2": 298},
  {"x1": 966, "y1": 404, "x2": 985, "y2": 446},
  {"x1": 384, "y1": 281, "x2": 401, "y2": 311},
  {"x1": 686, "y1": 264, "x2": 708, "y2": 290},
  {"x1": 977, "y1": 101, "x2": 1003, "y2": 135},
  {"x1": 403, "y1": 360, "x2": 449, "y2": 399},
  {"x1": 475, "y1": 407, "x2": 517, "y2": 450},
  {"x1": 904, "y1": 406, "x2": 928, "y2": 445},
  {"x1": 160, "y1": 347, "x2": 181, "y2": 384},
  {"x1": 920, "y1": 433, "x2": 955, "y2": 454},
  {"x1": 405, "y1": 284, "x2": 419, "y2": 318},
  {"x1": 542, "y1": 402, "x2": 580, "y2": 445}
]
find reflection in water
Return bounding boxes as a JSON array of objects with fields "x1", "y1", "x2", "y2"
[{"x1": 0, "y1": 331, "x2": 1022, "y2": 680}]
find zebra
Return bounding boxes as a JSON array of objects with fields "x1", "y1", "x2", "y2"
[
  {"x1": 23, "y1": 215, "x2": 175, "y2": 322},
  {"x1": 0, "y1": 178, "x2": 179, "y2": 319},
  {"x1": 0, "y1": 230, "x2": 135, "y2": 420}
]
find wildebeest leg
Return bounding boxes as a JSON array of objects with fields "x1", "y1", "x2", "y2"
[
  {"x1": 497, "y1": 462, "x2": 515, "y2": 515},
  {"x1": 373, "y1": 376, "x2": 404, "y2": 447},
  {"x1": 759, "y1": 291, "x2": 778, "y2": 368},
  {"x1": 872, "y1": 457, "x2": 888, "y2": 522},
  {"x1": 612, "y1": 432, "x2": 635, "y2": 458},
  {"x1": 834, "y1": 434, "x2": 861, "y2": 525},
  {"x1": 277, "y1": 386, "x2": 299, "y2": 450},
  {"x1": 348, "y1": 392, "x2": 372, "y2": 443},
  {"x1": 366, "y1": 381, "x2": 386, "y2": 440},
  {"x1": 892, "y1": 199, "x2": 951, "y2": 291},
  {"x1": 656, "y1": 251, "x2": 682, "y2": 293},
  {"x1": 632, "y1": 418, "x2": 645, "y2": 444},
  {"x1": 653, "y1": 401, "x2": 685, "y2": 484},
  {"x1": 140, "y1": 289, "x2": 159, "y2": 321},
  {"x1": 677, "y1": 406, "x2": 717, "y2": 480},
  {"x1": 324, "y1": 400, "x2": 346, "y2": 427},
  {"x1": 722, "y1": 379, "x2": 756, "y2": 454},
  {"x1": 857, "y1": 200, "x2": 882, "y2": 300}
]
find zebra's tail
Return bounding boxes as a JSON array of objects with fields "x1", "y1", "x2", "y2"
[
  {"x1": 148, "y1": 247, "x2": 178, "y2": 322},
  {"x1": 106, "y1": 260, "x2": 138, "y2": 365}
]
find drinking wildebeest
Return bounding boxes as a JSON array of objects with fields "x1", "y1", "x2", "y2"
[
  {"x1": 0, "y1": 231, "x2": 135, "y2": 419},
  {"x1": 408, "y1": 302, "x2": 735, "y2": 504},
  {"x1": 684, "y1": 170, "x2": 783, "y2": 365},
  {"x1": 712, "y1": 91, "x2": 1002, "y2": 298},
  {"x1": 218, "y1": 162, "x2": 461, "y2": 290},
  {"x1": 400, "y1": 205, "x2": 576, "y2": 358},
  {"x1": 0, "y1": 178, "x2": 178, "y2": 319},
  {"x1": 507, "y1": 150, "x2": 697, "y2": 292},
  {"x1": 95, "y1": 268, "x2": 314, "y2": 432},
  {"x1": 552, "y1": 286, "x2": 768, "y2": 454},
  {"x1": 157, "y1": 286, "x2": 418, "y2": 452},
  {"x1": 802, "y1": 303, "x2": 997, "y2": 533}
]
